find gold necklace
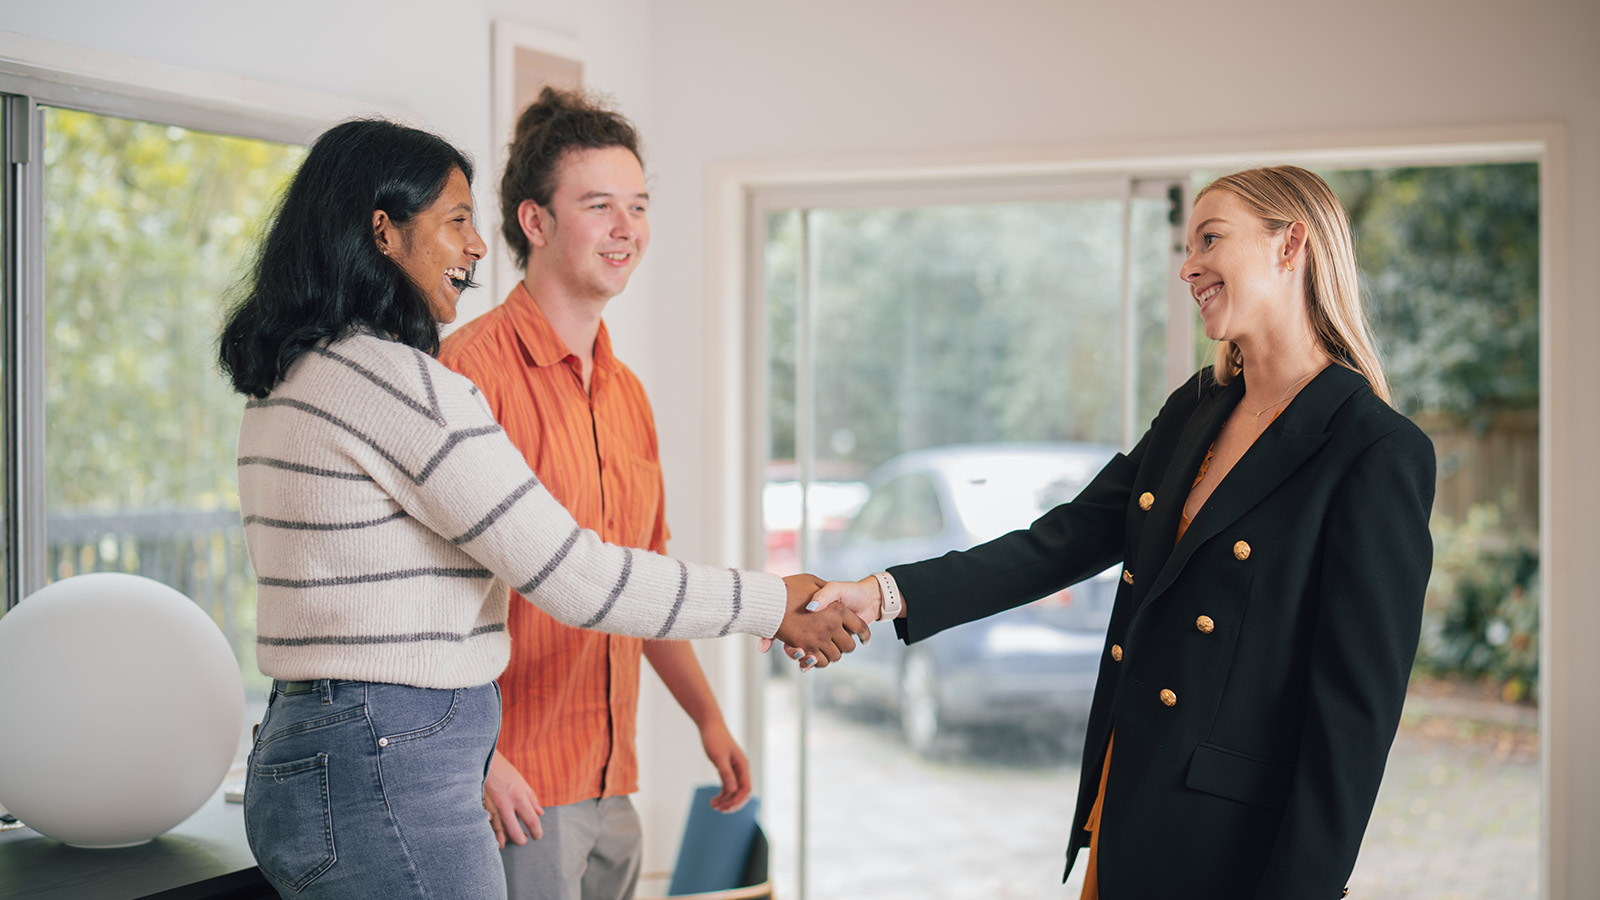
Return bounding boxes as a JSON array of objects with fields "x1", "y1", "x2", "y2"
[{"x1": 1240, "y1": 368, "x2": 1320, "y2": 418}]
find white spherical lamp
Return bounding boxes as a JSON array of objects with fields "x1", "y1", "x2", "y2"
[{"x1": 0, "y1": 573, "x2": 245, "y2": 848}]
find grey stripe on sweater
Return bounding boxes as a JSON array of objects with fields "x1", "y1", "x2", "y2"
[
  {"x1": 258, "y1": 566, "x2": 493, "y2": 588},
  {"x1": 718, "y1": 568, "x2": 743, "y2": 637},
  {"x1": 258, "y1": 622, "x2": 506, "y2": 647},
  {"x1": 579, "y1": 548, "x2": 634, "y2": 630},
  {"x1": 314, "y1": 345, "x2": 445, "y2": 426},
  {"x1": 654, "y1": 561, "x2": 691, "y2": 639},
  {"x1": 238, "y1": 456, "x2": 375, "y2": 482},
  {"x1": 244, "y1": 509, "x2": 410, "y2": 531},
  {"x1": 247, "y1": 395, "x2": 502, "y2": 486},
  {"x1": 515, "y1": 526, "x2": 582, "y2": 595},
  {"x1": 453, "y1": 478, "x2": 541, "y2": 545}
]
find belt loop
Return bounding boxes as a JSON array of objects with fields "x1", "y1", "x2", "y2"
[{"x1": 319, "y1": 679, "x2": 333, "y2": 705}]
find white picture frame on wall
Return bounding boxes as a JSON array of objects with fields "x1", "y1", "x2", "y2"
[{"x1": 487, "y1": 22, "x2": 586, "y2": 305}]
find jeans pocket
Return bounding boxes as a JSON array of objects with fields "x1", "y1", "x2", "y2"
[
  {"x1": 366, "y1": 683, "x2": 461, "y2": 746},
  {"x1": 245, "y1": 753, "x2": 336, "y2": 892}
]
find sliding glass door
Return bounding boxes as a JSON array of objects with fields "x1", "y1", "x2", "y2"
[{"x1": 757, "y1": 177, "x2": 1186, "y2": 899}]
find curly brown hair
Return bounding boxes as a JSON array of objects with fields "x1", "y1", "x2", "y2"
[{"x1": 500, "y1": 86, "x2": 642, "y2": 269}]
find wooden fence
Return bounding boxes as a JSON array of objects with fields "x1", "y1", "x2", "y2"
[{"x1": 1414, "y1": 410, "x2": 1539, "y2": 531}]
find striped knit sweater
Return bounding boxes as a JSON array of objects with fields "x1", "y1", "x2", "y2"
[{"x1": 237, "y1": 332, "x2": 786, "y2": 689}]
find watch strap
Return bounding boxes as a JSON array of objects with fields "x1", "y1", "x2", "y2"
[{"x1": 872, "y1": 571, "x2": 903, "y2": 621}]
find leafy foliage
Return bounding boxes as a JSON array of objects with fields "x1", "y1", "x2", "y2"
[
  {"x1": 767, "y1": 197, "x2": 1172, "y2": 470},
  {"x1": 1327, "y1": 164, "x2": 1539, "y2": 418},
  {"x1": 1416, "y1": 501, "x2": 1540, "y2": 702},
  {"x1": 43, "y1": 107, "x2": 303, "y2": 512}
]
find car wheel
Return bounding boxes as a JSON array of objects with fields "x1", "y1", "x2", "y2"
[{"x1": 899, "y1": 648, "x2": 946, "y2": 757}]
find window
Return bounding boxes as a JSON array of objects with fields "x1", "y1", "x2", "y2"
[
  {"x1": 1327, "y1": 162, "x2": 1540, "y2": 900},
  {"x1": 3, "y1": 92, "x2": 306, "y2": 764}
]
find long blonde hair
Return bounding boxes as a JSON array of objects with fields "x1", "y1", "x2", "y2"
[{"x1": 1198, "y1": 166, "x2": 1391, "y2": 405}]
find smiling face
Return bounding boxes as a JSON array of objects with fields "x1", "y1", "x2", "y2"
[
  {"x1": 1181, "y1": 188, "x2": 1300, "y2": 347},
  {"x1": 375, "y1": 167, "x2": 487, "y2": 324},
  {"x1": 519, "y1": 145, "x2": 650, "y2": 304}
]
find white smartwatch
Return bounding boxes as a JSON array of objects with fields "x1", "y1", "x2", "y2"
[{"x1": 871, "y1": 572, "x2": 903, "y2": 621}]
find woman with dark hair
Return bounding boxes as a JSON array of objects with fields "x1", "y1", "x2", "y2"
[
  {"x1": 809, "y1": 166, "x2": 1436, "y2": 899},
  {"x1": 221, "y1": 119, "x2": 865, "y2": 900}
]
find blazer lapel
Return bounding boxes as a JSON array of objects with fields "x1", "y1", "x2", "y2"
[
  {"x1": 1134, "y1": 374, "x2": 1240, "y2": 589},
  {"x1": 1138, "y1": 365, "x2": 1368, "y2": 613}
]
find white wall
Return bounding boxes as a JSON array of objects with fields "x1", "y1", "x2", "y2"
[
  {"x1": 0, "y1": 0, "x2": 660, "y2": 347},
  {"x1": 642, "y1": 0, "x2": 1599, "y2": 896}
]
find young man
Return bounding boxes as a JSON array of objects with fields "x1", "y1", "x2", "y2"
[{"x1": 440, "y1": 88, "x2": 749, "y2": 900}]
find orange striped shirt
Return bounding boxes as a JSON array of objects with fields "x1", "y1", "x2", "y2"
[{"x1": 439, "y1": 282, "x2": 669, "y2": 806}]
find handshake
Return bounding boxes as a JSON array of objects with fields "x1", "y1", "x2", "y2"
[{"x1": 766, "y1": 574, "x2": 889, "y2": 669}]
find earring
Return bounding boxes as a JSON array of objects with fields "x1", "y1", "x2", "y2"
[{"x1": 1286, "y1": 262, "x2": 1295, "y2": 272}]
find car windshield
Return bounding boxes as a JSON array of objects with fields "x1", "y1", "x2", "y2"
[{"x1": 946, "y1": 452, "x2": 1106, "y2": 542}]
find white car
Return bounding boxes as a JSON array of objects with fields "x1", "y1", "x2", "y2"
[{"x1": 810, "y1": 442, "x2": 1121, "y2": 756}]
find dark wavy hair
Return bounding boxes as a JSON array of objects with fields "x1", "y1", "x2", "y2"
[
  {"x1": 501, "y1": 86, "x2": 641, "y2": 269},
  {"x1": 219, "y1": 118, "x2": 474, "y2": 398}
]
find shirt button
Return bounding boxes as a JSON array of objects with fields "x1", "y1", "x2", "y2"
[
  {"x1": 1159, "y1": 689, "x2": 1177, "y2": 707},
  {"x1": 1138, "y1": 492, "x2": 1154, "y2": 511},
  {"x1": 1111, "y1": 644, "x2": 1123, "y2": 662},
  {"x1": 1196, "y1": 615, "x2": 1215, "y2": 634}
]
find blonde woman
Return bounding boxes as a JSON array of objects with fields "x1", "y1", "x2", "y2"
[{"x1": 812, "y1": 166, "x2": 1435, "y2": 899}]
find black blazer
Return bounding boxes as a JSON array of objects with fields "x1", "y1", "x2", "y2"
[{"x1": 889, "y1": 364, "x2": 1435, "y2": 899}]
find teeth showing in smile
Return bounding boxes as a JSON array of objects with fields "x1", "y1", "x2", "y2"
[
  {"x1": 446, "y1": 266, "x2": 468, "y2": 284},
  {"x1": 600, "y1": 252, "x2": 629, "y2": 261},
  {"x1": 1195, "y1": 284, "x2": 1222, "y2": 305}
]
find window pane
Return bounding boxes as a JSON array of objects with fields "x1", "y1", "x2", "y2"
[
  {"x1": 1326, "y1": 162, "x2": 1540, "y2": 899},
  {"x1": 1129, "y1": 192, "x2": 1176, "y2": 429},
  {"x1": 765, "y1": 195, "x2": 1172, "y2": 899},
  {"x1": 42, "y1": 107, "x2": 304, "y2": 760}
]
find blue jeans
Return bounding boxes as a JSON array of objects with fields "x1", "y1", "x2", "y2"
[{"x1": 244, "y1": 679, "x2": 505, "y2": 899}]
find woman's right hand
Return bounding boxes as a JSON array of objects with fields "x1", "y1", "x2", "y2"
[
  {"x1": 773, "y1": 573, "x2": 871, "y2": 668},
  {"x1": 809, "y1": 576, "x2": 886, "y2": 623}
]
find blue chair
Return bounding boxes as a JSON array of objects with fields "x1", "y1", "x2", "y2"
[{"x1": 640, "y1": 786, "x2": 770, "y2": 899}]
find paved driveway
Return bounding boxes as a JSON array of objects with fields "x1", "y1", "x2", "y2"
[{"x1": 762, "y1": 677, "x2": 1538, "y2": 900}]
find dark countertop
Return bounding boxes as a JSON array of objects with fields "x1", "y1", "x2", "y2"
[{"x1": 0, "y1": 789, "x2": 273, "y2": 899}]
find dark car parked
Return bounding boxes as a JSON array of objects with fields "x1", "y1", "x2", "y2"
[{"x1": 810, "y1": 442, "x2": 1121, "y2": 756}]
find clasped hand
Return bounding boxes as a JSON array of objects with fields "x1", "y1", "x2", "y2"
[{"x1": 770, "y1": 575, "x2": 885, "y2": 670}]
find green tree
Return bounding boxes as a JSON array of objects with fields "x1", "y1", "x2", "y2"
[
  {"x1": 769, "y1": 200, "x2": 1141, "y2": 471},
  {"x1": 1327, "y1": 164, "x2": 1539, "y2": 418},
  {"x1": 43, "y1": 107, "x2": 303, "y2": 512}
]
